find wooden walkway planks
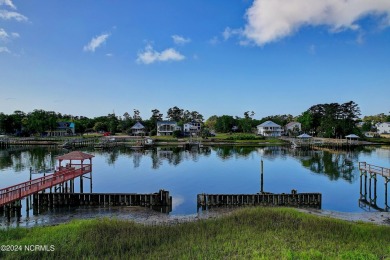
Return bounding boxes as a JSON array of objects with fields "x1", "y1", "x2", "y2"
[{"x1": 0, "y1": 166, "x2": 91, "y2": 207}]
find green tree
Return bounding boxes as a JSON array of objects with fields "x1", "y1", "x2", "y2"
[{"x1": 215, "y1": 115, "x2": 236, "y2": 133}]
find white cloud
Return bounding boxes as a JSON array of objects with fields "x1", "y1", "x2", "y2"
[
  {"x1": 0, "y1": 28, "x2": 8, "y2": 41},
  {"x1": 83, "y1": 33, "x2": 110, "y2": 52},
  {"x1": 0, "y1": 28, "x2": 19, "y2": 41},
  {"x1": 209, "y1": 36, "x2": 220, "y2": 45},
  {"x1": 172, "y1": 35, "x2": 191, "y2": 45},
  {"x1": 242, "y1": 0, "x2": 390, "y2": 46},
  {"x1": 0, "y1": 46, "x2": 10, "y2": 53},
  {"x1": 137, "y1": 44, "x2": 185, "y2": 64},
  {"x1": 0, "y1": 0, "x2": 16, "y2": 9},
  {"x1": 223, "y1": 27, "x2": 242, "y2": 40},
  {"x1": 0, "y1": 10, "x2": 27, "y2": 22}
]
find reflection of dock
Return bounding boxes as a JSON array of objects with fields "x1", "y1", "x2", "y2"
[
  {"x1": 197, "y1": 190, "x2": 321, "y2": 210},
  {"x1": 358, "y1": 162, "x2": 389, "y2": 212}
]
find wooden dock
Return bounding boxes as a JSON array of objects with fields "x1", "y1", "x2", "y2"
[
  {"x1": 282, "y1": 137, "x2": 374, "y2": 150},
  {"x1": 358, "y1": 162, "x2": 389, "y2": 211},
  {"x1": 0, "y1": 137, "x2": 10, "y2": 148},
  {"x1": 0, "y1": 190, "x2": 172, "y2": 219},
  {"x1": 33, "y1": 190, "x2": 171, "y2": 207},
  {"x1": 197, "y1": 190, "x2": 321, "y2": 210},
  {"x1": 0, "y1": 165, "x2": 92, "y2": 207}
]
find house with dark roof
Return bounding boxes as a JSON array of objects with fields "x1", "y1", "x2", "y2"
[
  {"x1": 157, "y1": 121, "x2": 181, "y2": 136},
  {"x1": 47, "y1": 122, "x2": 75, "y2": 137},
  {"x1": 257, "y1": 121, "x2": 282, "y2": 137}
]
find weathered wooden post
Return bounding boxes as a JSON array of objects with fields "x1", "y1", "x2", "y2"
[
  {"x1": 6, "y1": 205, "x2": 11, "y2": 222},
  {"x1": 385, "y1": 178, "x2": 389, "y2": 209},
  {"x1": 90, "y1": 172, "x2": 93, "y2": 193},
  {"x1": 260, "y1": 159, "x2": 264, "y2": 193},
  {"x1": 80, "y1": 176, "x2": 84, "y2": 193}
]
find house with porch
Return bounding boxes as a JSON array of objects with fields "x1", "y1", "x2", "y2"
[
  {"x1": 257, "y1": 121, "x2": 282, "y2": 137},
  {"x1": 285, "y1": 122, "x2": 301, "y2": 136},
  {"x1": 130, "y1": 122, "x2": 146, "y2": 136},
  {"x1": 377, "y1": 122, "x2": 390, "y2": 134},
  {"x1": 47, "y1": 122, "x2": 75, "y2": 137},
  {"x1": 183, "y1": 121, "x2": 202, "y2": 136},
  {"x1": 157, "y1": 121, "x2": 181, "y2": 136}
]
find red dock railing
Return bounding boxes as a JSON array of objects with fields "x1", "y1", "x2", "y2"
[
  {"x1": 0, "y1": 165, "x2": 91, "y2": 207},
  {"x1": 359, "y1": 162, "x2": 390, "y2": 178}
]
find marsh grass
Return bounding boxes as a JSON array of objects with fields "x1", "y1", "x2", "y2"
[{"x1": 1, "y1": 208, "x2": 389, "y2": 259}]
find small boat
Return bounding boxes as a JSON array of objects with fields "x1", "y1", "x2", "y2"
[{"x1": 144, "y1": 137, "x2": 154, "y2": 146}]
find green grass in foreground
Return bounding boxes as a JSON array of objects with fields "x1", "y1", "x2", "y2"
[{"x1": 1, "y1": 207, "x2": 389, "y2": 259}]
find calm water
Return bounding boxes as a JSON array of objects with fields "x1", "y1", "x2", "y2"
[{"x1": 1, "y1": 145, "x2": 389, "y2": 225}]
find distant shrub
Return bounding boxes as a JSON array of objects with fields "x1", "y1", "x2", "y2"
[
  {"x1": 226, "y1": 134, "x2": 265, "y2": 140},
  {"x1": 150, "y1": 130, "x2": 157, "y2": 136}
]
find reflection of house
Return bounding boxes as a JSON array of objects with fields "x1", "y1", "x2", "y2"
[
  {"x1": 285, "y1": 122, "x2": 301, "y2": 136},
  {"x1": 47, "y1": 122, "x2": 75, "y2": 136},
  {"x1": 377, "y1": 122, "x2": 390, "y2": 134},
  {"x1": 157, "y1": 121, "x2": 181, "y2": 136},
  {"x1": 183, "y1": 121, "x2": 201, "y2": 136},
  {"x1": 257, "y1": 121, "x2": 282, "y2": 137},
  {"x1": 130, "y1": 122, "x2": 146, "y2": 136}
]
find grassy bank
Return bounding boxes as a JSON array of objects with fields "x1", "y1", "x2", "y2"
[{"x1": 1, "y1": 207, "x2": 389, "y2": 259}]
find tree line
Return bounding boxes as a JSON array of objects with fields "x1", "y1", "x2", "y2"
[
  {"x1": 0, "y1": 106, "x2": 204, "y2": 137},
  {"x1": 0, "y1": 101, "x2": 387, "y2": 137}
]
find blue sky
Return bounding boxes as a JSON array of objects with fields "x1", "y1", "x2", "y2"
[{"x1": 1, "y1": 0, "x2": 389, "y2": 120}]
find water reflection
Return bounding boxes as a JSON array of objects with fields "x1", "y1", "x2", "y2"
[
  {"x1": 1, "y1": 145, "x2": 389, "y2": 220},
  {"x1": 0, "y1": 146, "x2": 61, "y2": 173},
  {"x1": 1, "y1": 146, "x2": 389, "y2": 184}
]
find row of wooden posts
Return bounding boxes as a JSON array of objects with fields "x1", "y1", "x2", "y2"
[{"x1": 359, "y1": 168, "x2": 389, "y2": 211}]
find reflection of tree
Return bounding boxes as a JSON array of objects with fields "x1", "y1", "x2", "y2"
[
  {"x1": 213, "y1": 146, "x2": 258, "y2": 160},
  {"x1": 300, "y1": 151, "x2": 357, "y2": 182},
  {"x1": 0, "y1": 147, "x2": 60, "y2": 172},
  {"x1": 105, "y1": 149, "x2": 120, "y2": 165}
]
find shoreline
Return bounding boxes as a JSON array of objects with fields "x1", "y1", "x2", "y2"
[{"x1": 2, "y1": 206, "x2": 389, "y2": 229}]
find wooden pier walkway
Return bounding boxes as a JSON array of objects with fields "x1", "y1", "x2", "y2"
[
  {"x1": 358, "y1": 162, "x2": 389, "y2": 211},
  {"x1": 0, "y1": 165, "x2": 92, "y2": 207},
  {"x1": 281, "y1": 137, "x2": 374, "y2": 149},
  {"x1": 359, "y1": 162, "x2": 390, "y2": 178}
]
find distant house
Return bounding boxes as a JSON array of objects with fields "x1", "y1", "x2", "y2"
[
  {"x1": 130, "y1": 122, "x2": 146, "y2": 136},
  {"x1": 47, "y1": 122, "x2": 75, "y2": 137},
  {"x1": 183, "y1": 121, "x2": 202, "y2": 136},
  {"x1": 285, "y1": 122, "x2": 301, "y2": 136},
  {"x1": 377, "y1": 122, "x2": 390, "y2": 134},
  {"x1": 257, "y1": 121, "x2": 282, "y2": 137},
  {"x1": 157, "y1": 121, "x2": 181, "y2": 136}
]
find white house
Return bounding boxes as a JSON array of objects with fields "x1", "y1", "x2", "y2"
[
  {"x1": 157, "y1": 121, "x2": 181, "y2": 136},
  {"x1": 377, "y1": 122, "x2": 390, "y2": 134},
  {"x1": 183, "y1": 121, "x2": 201, "y2": 136},
  {"x1": 285, "y1": 122, "x2": 301, "y2": 136},
  {"x1": 257, "y1": 121, "x2": 283, "y2": 137}
]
